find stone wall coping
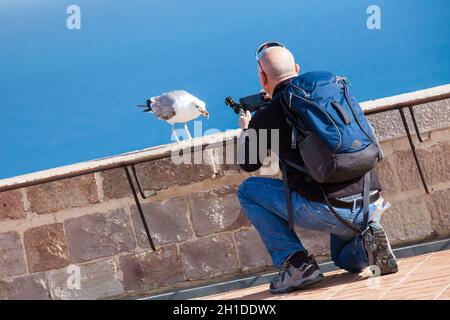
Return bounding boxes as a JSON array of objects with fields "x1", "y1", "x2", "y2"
[
  {"x1": 0, "y1": 83, "x2": 449, "y2": 192},
  {"x1": 361, "y1": 83, "x2": 450, "y2": 113}
]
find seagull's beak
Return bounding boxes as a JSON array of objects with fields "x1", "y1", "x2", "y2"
[
  {"x1": 201, "y1": 110, "x2": 209, "y2": 119},
  {"x1": 137, "y1": 99, "x2": 153, "y2": 112},
  {"x1": 137, "y1": 105, "x2": 151, "y2": 112}
]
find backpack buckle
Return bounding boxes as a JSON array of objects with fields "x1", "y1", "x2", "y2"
[
  {"x1": 291, "y1": 128, "x2": 297, "y2": 149},
  {"x1": 361, "y1": 225, "x2": 371, "y2": 236},
  {"x1": 337, "y1": 76, "x2": 351, "y2": 87}
]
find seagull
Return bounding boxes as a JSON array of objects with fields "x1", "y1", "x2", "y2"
[{"x1": 138, "y1": 90, "x2": 209, "y2": 142}]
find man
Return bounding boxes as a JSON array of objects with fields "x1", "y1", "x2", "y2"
[{"x1": 237, "y1": 41, "x2": 398, "y2": 294}]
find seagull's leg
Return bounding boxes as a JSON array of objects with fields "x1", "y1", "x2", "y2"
[
  {"x1": 184, "y1": 122, "x2": 192, "y2": 140},
  {"x1": 171, "y1": 124, "x2": 180, "y2": 143}
]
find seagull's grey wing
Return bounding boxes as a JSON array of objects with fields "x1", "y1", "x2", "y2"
[{"x1": 150, "y1": 94, "x2": 177, "y2": 120}]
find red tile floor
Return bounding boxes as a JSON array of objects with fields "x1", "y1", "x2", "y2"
[{"x1": 199, "y1": 249, "x2": 450, "y2": 300}]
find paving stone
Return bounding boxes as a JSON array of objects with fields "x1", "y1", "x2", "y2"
[
  {"x1": 418, "y1": 141, "x2": 450, "y2": 186},
  {"x1": 0, "y1": 190, "x2": 26, "y2": 220},
  {"x1": 427, "y1": 188, "x2": 450, "y2": 236},
  {"x1": 48, "y1": 259, "x2": 123, "y2": 300},
  {"x1": 24, "y1": 223, "x2": 70, "y2": 273},
  {"x1": 234, "y1": 228, "x2": 272, "y2": 271},
  {"x1": 64, "y1": 208, "x2": 136, "y2": 263},
  {"x1": 131, "y1": 197, "x2": 192, "y2": 248},
  {"x1": 27, "y1": 175, "x2": 99, "y2": 214},
  {"x1": 188, "y1": 186, "x2": 248, "y2": 237},
  {"x1": 179, "y1": 234, "x2": 239, "y2": 280},
  {"x1": 120, "y1": 246, "x2": 184, "y2": 292},
  {"x1": 0, "y1": 273, "x2": 50, "y2": 300},
  {"x1": 381, "y1": 196, "x2": 434, "y2": 244},
  {"x1": 0, "y1": 231, "x2": 27, "y2": 277},
  {"x1": 102, "y1": 157, "x2": 214, "y2": 200},
  {"x1": 100, "y1": 168, "x2": 130, "y2": 201}
]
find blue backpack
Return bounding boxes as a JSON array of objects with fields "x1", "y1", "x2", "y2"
[{"x1": 279, "y1": 71, "x2": 383, "y2": 233}]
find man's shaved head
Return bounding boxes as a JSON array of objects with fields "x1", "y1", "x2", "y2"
[
  {"x1": 259, "y1": 47, "x2": 297, "y2": 83},
  {"x1": 257, "y1": 45, "x2": 299, "y2": 97}
]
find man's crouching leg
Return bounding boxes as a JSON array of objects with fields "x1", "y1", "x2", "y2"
[
  {"x1": 331, "y1": 222, "x2": 398, "y2": 275},
  {"x1": 331, "y1": 233, "x2": 369, "y2": 274},
  {"x1": 237, "y1": 176, "x2": 324, "y2": 294}
]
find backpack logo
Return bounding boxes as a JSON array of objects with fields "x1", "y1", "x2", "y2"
[{"x1": 351, "y1": 140, "x2": 362, "y2": 149}]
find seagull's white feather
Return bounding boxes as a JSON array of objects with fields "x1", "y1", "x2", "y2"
[
  {"x1": 149, "y1": 90, "x2": 207, "y2": 124},
  {"x1": 147, "y1": 90, "x2": 208, "y2": 142}
]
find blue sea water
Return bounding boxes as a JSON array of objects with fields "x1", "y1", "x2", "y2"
[{"x1": 0, "y1": 0, "x2": 449, "y2": 178}]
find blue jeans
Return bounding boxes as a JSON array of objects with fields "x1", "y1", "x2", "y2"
[{"x1": 237, "y1": 176, "x2": 374, "y2": 271}]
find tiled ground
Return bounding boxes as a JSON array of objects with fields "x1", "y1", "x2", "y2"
[{"x1": 200, "y1": 249, "x2": 450, "y2": 300}]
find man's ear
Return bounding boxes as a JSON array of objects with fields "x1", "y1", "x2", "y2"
[
  {"x1": 295, "y1": 63, "x2": 300, "y2": 75},
  {"x1": 259, "y1": 70, "x2": 268, "y2": 86}
]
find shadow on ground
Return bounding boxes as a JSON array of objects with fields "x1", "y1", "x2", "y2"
[{"x1": 232, "y1": 271, "x2": 371, "y2": 300}]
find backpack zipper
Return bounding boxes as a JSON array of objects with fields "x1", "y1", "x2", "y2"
[
  {"x1": 341, "y1": 82, "x2": 375, "y2": 143},
  {"x1": 288, "y1": 81, "x2": 311, "y2": 99},
  {"x1": 289, "y1": 92, "x2": 342, "y2": 153}
]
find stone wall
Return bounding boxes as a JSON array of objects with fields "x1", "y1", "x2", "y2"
[{"x1": 0, "y1": 90, "x2": 449, "y2": 300}]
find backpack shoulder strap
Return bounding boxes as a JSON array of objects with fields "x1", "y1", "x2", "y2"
[
  {"x1": 318, "y1": 185, "x2": 362, "y2": 236},
  {"x1": 320, "y1": 171, "x2": 371, "y2": 236},
  {"x1": 280, "y1": 160, "x2": 295, "y2": 229},
  {"x1": 282, "y1": 159, "x2": 308, "y2": 175},
  {"x1": 362, "y1": 171, "x2": 371, "y2": 230}
]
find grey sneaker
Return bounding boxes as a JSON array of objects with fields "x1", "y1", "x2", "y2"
[
  {"x1": 363, "y1": 222, "x2": 399, "y2": 275},
  {"x1": 270, "y1": 255, "x2": 324, "y2": 294}
]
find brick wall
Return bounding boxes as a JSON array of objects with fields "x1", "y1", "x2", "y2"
[{"x1": 0, "y1": 94, "x2": 449, "y2": 300}]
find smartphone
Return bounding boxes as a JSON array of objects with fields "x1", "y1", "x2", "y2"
[{"x1": 239, "y1": 93, "x2": 266, "y2": 112}]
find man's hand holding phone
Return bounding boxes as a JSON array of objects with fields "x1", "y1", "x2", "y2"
[{"x1": 239, "y1": 110, "x2": 251, "y2": 129}]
